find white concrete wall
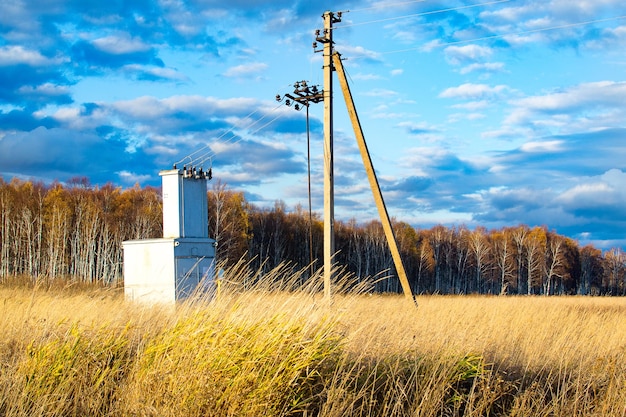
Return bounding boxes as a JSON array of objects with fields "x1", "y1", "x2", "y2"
[
  {"x1": 161, "y1": 170, "x2": 182, "y2": 239},
  {"x1": 123, "y1": 239, "x2": 176, "y2": 304},
  {"x1": 123, "y1": 237, "x2": 216, "y2": 304},
  {"x1": 160, "y1": 169, "x2": 208, "y2": 238}
]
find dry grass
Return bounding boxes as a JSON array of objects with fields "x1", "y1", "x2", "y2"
[{"x1": 0, "y1": 269, "x2": 624, "y2": 416}]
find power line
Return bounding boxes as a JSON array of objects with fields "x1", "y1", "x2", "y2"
[
  {"x1": 346, "y1": 0, "x2": 432, "y2": 14},
  {"x1": 175, "y1": 99, "x2": 288, "y2": 168},
  {"x1": 193, "y1": 102, "x2": 289, "y2": 166},
  {"x1": 338, "y1": 0, "x2": 511, "y2": 29},
  {"x1": 174, "y1": 105, "x2": 264, "y2": 167},
  {"x1": 346, "y1": 14, "x2": 626, "y2": 58}
]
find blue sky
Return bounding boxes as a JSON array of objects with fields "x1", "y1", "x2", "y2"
[{"x1": 1, "y1": 0, "x2": 626, "y2": 250}]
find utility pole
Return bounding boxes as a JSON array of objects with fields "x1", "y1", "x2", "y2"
[
  {"x1": 276, "y1": 82, "x2": 324, "y2": 281},
  {"x1": 314, "y1": 10, "x2": 342, "y2": 302},
  {"x1": 333, "y1": 53, "x2": 416, "y2": 305},
  {"x1": 273, "y1": 10, "x2": 414, "y2": 304}
]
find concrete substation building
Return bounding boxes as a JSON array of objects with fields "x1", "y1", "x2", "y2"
[{"x1": 122, "y1": 167, "x2": 215, "y2": 304}]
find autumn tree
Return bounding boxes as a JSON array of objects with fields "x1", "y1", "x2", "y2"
[
  {"x1": 543, "y1": 232, "x2": 567, "y2": 295},
  {"x1": 339, "y1": 218, "x2": 366, "y2": 279},
  {"x1": 491, "y1": 228, "x2": 516, "y2": 295},
  {"x1": 510, "y1": 225, "x2": 529, "y2": 294},
  {"x1": 579, "y1": 245, "x2": 603, "y2": 295},
  {"x1": 392, "y1": 220, "x2": 420, "y2": 290},
  {"x1": 0, "y1": 179, "x2": 17, "y2": 278},
  {"x1": 524, "y1": 227, "x2": 547, "y2": 295},
  {"x1": 468, "y1": 226, "x2": 491, "y2": 293},
  {"x1": 207, "y1": 180, "x2": 250, "y2": 266},
  {"x1": 443, "y1": 226, "x2": 470, "y2": 294},
  {"x1": 427, "y1": 225, "x2": 447, "y2": 293},
  {"x1": 415, "y1": 233, "x2": 435, "y2": 293},
  {"x1": 603, "y1": 248, "x2": 625, "y2": 295},
  {"x1": 43, "y1": 183, "x2": 72, "y2": 279},
  {"x1": 1, "y1": 176, "x2": 622, "y2": 296}
]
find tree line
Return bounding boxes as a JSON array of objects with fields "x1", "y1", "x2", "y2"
[{"x1": 1, "y1": 177, "x2": 624, "y2": 295}]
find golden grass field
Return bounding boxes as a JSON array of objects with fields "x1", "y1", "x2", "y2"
[{"x1": 0, "y1": 268, "x2": 624, "y2": 416}]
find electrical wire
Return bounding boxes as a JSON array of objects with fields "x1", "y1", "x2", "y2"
[
  {"x1": 174, "y1": 98, "x2": 289, "y2": 168},
  {"x1": 344, "y1": 14, "x2": 626, "y2": 58},
  {"x1": 190, "y1": 101, "x2": 290, "y2": 166},
  {"x1": 174, "y1": 105, "x2": 266, "y2": 167},
  {"x1": 346, "y1": 0, "x2": 433, "y2": 14},
  {"x1": 337, "y1": 0, "x2": 511, "y2": 29}
]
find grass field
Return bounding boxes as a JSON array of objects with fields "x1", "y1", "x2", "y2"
[{"x1": 0, "y1": 268, "x2": 625, "y2": 416}]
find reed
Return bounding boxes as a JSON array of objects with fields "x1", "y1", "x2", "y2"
[{"x1": 0, "y1": 267, "x2": 624, "y2": 416}]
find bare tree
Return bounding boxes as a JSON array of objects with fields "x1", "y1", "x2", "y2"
[
  {"x1": 544, "y1": 233, "x2": 568, "y2": 295},
  {"x1": 603, "y1": 248, "x2": 625, "y2": 295},
  {"x1": 579, "y1": 245, "x2": 602, "y2": 295},
  {"x1": 415, "y1": 236, "x2": 435, "y2": 293},
  {"x1": 468, "y1": 227, "x2": 491, "y2": 293},
  {"x1": 510, "y1": 225, "x2": 529, "y2": 294},
  {"x1": 524, "y1": 227, "x2": 547, "y2": 295},
  {"x1": 491, "y1": 229, "x2": 516, "y2": 295}
]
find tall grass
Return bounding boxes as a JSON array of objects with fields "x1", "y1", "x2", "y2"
[{"x1": 0, "y1": 267, "x2": 624, "y2": 416}]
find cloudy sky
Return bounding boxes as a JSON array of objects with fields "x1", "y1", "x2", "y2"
[{"x1": 1, "y1": 0, "x2": 626, "y2": 250}]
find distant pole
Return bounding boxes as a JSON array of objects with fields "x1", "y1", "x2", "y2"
[
  {"x1": 306, "y1": 104, "x2": 315, "y2": 281},
  {"x1": 275, "y1": 81, "x2": 324, "y2": 282},
  {"x1": 316, "y1": 10, "x2": 341, "y2": 303}
]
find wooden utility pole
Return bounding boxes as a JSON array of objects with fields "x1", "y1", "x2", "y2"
[
  {"x1": 333, "y1": 53, "x2": 415, "y2": 304},
  {"x1": 315, "y1": 11, "x2": 341, "y2": 302},
  {"x1": 309, "y1": 10, "x2": 414, "y2": 305},
  {"x1": 275, "y1": 82, "x2": 324, "y2": 281}
]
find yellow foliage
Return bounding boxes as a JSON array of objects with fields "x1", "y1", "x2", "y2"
[{"x1": 0, "y1": 277, "x2": 624, "y2": 417}]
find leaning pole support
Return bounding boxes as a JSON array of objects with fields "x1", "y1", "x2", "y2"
[{"x1": 333, "y1": 52, "x2": 416, "y2": 305}]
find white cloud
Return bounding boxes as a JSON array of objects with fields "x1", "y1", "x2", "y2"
[
  {"x1": 444, "y1": 44, "x2": 492, "y2": 65},
  {"x1": 459, "y1": 62, "x2": 505, "y2": 74},
  {"x1": 519, "y1": 140, "x2": 564, "y2": 153},
  {"x1": 335, "y1": 45, "x2": 382, "y2": 62},
  {"x1": 352, "y1": 73, "x2": 382, "y2": 81},
  {"x1": 557, "y1": 169, "x2": 626, "y2": 208},
  {"x1": 222, "y1": 62, "x2": 268, "y2": 78},
  {"x1": 439, "y1": 83, "x2": 509, "y2": 99},
  {"x1": 117, "y1": 170, "x2": 153, "y2": 184},
  {"x1": 364, "y1": 88, "x2": 399, "y2": 98},
  {"x1": 92, "y1": 34, "x2": 151, "y2": 54},
  {"x1": 18, "y1": 83, "x2": 70, "y2": 96},
  {"x1": 451, "y1": 100, "x2": 489, "y2": 110},
  {"x1": 505, "y1": 81, "x2": 626, "y2": 131},
  {"x1": 123, "y1": 64, "x2": 189, "y2": 81},
  {"x1": 0, "y1": 45, "x2": 61, "y2": 66},
  {"x1": 514, "y1": 81, "x2": 626, "y2": 111}
]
